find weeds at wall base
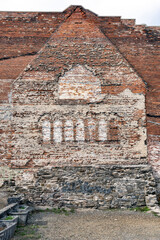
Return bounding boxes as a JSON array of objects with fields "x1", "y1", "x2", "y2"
[
  {"x1": 38, "y1": 207, "x2": 75, "y2": 216},
  {"x1": 130, "y1": 206, "x2": 150, "y2": 212},
  {"x1": 14, "y1": 224, "x2": 41, "y2": 240}
]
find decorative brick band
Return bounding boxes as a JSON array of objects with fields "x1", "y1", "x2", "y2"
[{"x1": 41, "y1": 118, "x2": 119, "y2": 144}]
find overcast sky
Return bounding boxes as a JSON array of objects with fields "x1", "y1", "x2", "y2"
[{"x1": 1, "y1": 0, "x2": 160, "y2": 26}]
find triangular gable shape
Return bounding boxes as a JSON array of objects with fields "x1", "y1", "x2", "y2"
[
  {"x1": 11, "y1": 6, "x2": 148, "y2": 170},
  {"x1": 63, "y1": 5, "x2": 86, "y2": 18},
  {"x1": 63, "y1": 5, "x2": 97, "y2": 18},
  {"x1": 52, "y1": 6, "x2": 106, "y2": 39},
  {"x1": 15, "y1": 6, "x2": 145, "y2": 97}
]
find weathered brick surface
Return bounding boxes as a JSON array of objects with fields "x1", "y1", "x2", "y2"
[
  {"x1": 148, "y1": 136, "x2": 160, "y2": 177},
  {"x1": 0, "y1": 5, "x2": 159, "y2": 206},
  {"x1": 11, "y1": 8, "x2": 147, "y2": 169},
  {"x1": 0, "y1": 56, "x2": 35, "y2": 79},
  {"x1": 0, "y1": 79, "x2": 12, "y2": 166}
]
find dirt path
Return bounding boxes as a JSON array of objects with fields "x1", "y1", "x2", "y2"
[{"x1": 13, "y1": 209, "x2": 160, "y2": 240}]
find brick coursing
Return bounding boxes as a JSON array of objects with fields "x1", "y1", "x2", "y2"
[{"x1": 0, "y1": 6, "x2": 159, "y2": 207}]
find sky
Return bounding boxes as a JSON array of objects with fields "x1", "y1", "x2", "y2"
[{"x1": 0, "y1": 0, "x2": 160, "y2": 26}]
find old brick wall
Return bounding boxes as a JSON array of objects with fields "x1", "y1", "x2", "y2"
[
  {"x1": 11, "y1": 8, "x2": 147, "y2": 169},
  {"x1": 100, "y1": 19, "x2": 160, "y2": 177},
  {"x1": 0, "y1": 6, "x2": 159, "y2": 207},
  {"x1": 0, "y1": 79, "x2": 12, "y2": 167}
]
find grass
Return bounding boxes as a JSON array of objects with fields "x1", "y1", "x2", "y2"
[
  {"x1": 152, "y1": 212, "x2": 158, "y2": 217},
  {"x1": 19, "y1": 206, "x2": 26, "y2": 209},
  {"x1": 52, "y1": 207, "x2": 75, "y2": 215},
  {"x1": 13, "y1": 208, "x2": 75, "y2": 239},
  {"x1": 130, "y1": 206, "x2": 150, "y2": 212},
  {"x1": 4, "y1": 216, "x2": 14, "y2": 220},
  {"x1": 14, "y1": 224, "x2": 41, "y2": 240},
  {"x1": 39, "y1": 207, "x2": 75, "y2": 216}
]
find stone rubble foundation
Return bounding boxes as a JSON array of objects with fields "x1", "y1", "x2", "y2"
[{"x1": 1, "y1": 165, "x2": 158, "y2": 210}]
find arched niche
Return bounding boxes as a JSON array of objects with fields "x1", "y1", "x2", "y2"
[
  {"x1": 53, "y1": 120, "x2": 63, "y2": 143},
  {"x1": 42, "y1": 120, "x2": 51, "y2": 142},
  {"x1": 76, "y1": 119, "x2": 85, "y2": 141},
  {"x1": 64, "y1": 120, "x2": 74, "y2": 141},
  {"x1": 99, "y1": 119, "x2": 107, "y2": 141}
]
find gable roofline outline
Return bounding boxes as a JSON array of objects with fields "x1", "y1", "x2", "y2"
[
  {"x1": 63, "y1": 5, "x2": 98, "y2": 18},
  {"x1": 101, "y1": 33, "x2": 148, "y2": 89},
  {"x1": 13, "y1": 5, "x2": 146, "y2": 89}
]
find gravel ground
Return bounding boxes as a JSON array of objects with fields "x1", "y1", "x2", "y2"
[{"x1": 13, "y1": 209, "x2": 160, "y2": 240}]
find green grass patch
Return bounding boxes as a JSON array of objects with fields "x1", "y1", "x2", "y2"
[
  {"x1": 52, "y1": 207, "x2": 75, "y2": 215},
  {"x1": 19, "y1": 206, "x2": 26, "y2": 209},
  {"x1": 152, "y1": 212, "x2": 159, "y2": 217},
  {"x1": 38, "y1": 207, "x2": 75, "y2": 216},
  {"x1": 14, "y1": 224, "x2": 41, "y2": 240},
  {"x1": 70, "y1": 208, "x2": 75, "y2": 213},
  {"x1": 130, "y1": 206, "x2": 150, "y2": 212},
  {"x1": 4, "y1": 216, "x2": 14, "y2": 220}
]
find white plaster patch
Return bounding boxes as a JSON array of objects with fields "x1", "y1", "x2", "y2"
[
  {"x1": 88, "y1": 119, "x2": 96, "y2": 141},
  {"x1": 21, "y1": 172, "x2": 34, "y2": 182},
  {"x1": 11, "y1": 159, "x2": 29, "y2": 167},
  {"x1": 76, "y1": 119, "x2": 85, "y2": 141},
  {"x1": 120, "y1": 89, "x2": 145, "y2": 109},
  {"x1": 64, "y1": 120, "x2": 74, "y2": 141},
  {"x1": 54, "y1": 120, "x2": 62, "y2": 143},
  {"x1": 33, "y1": 159, "x2": 51, "y2": 167},
  {"x1": 119, "y1": 88, "x2": 144, "y2": 99},
  {"x1": 42, "y1": 120, "x2": 51, "y2": 142},
  {"x1": 99, "y1": 119, "x2": 107, "y2": 141},
  {"x1": 132, "y1": 127, "x2": 147, "y2": 157}
]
